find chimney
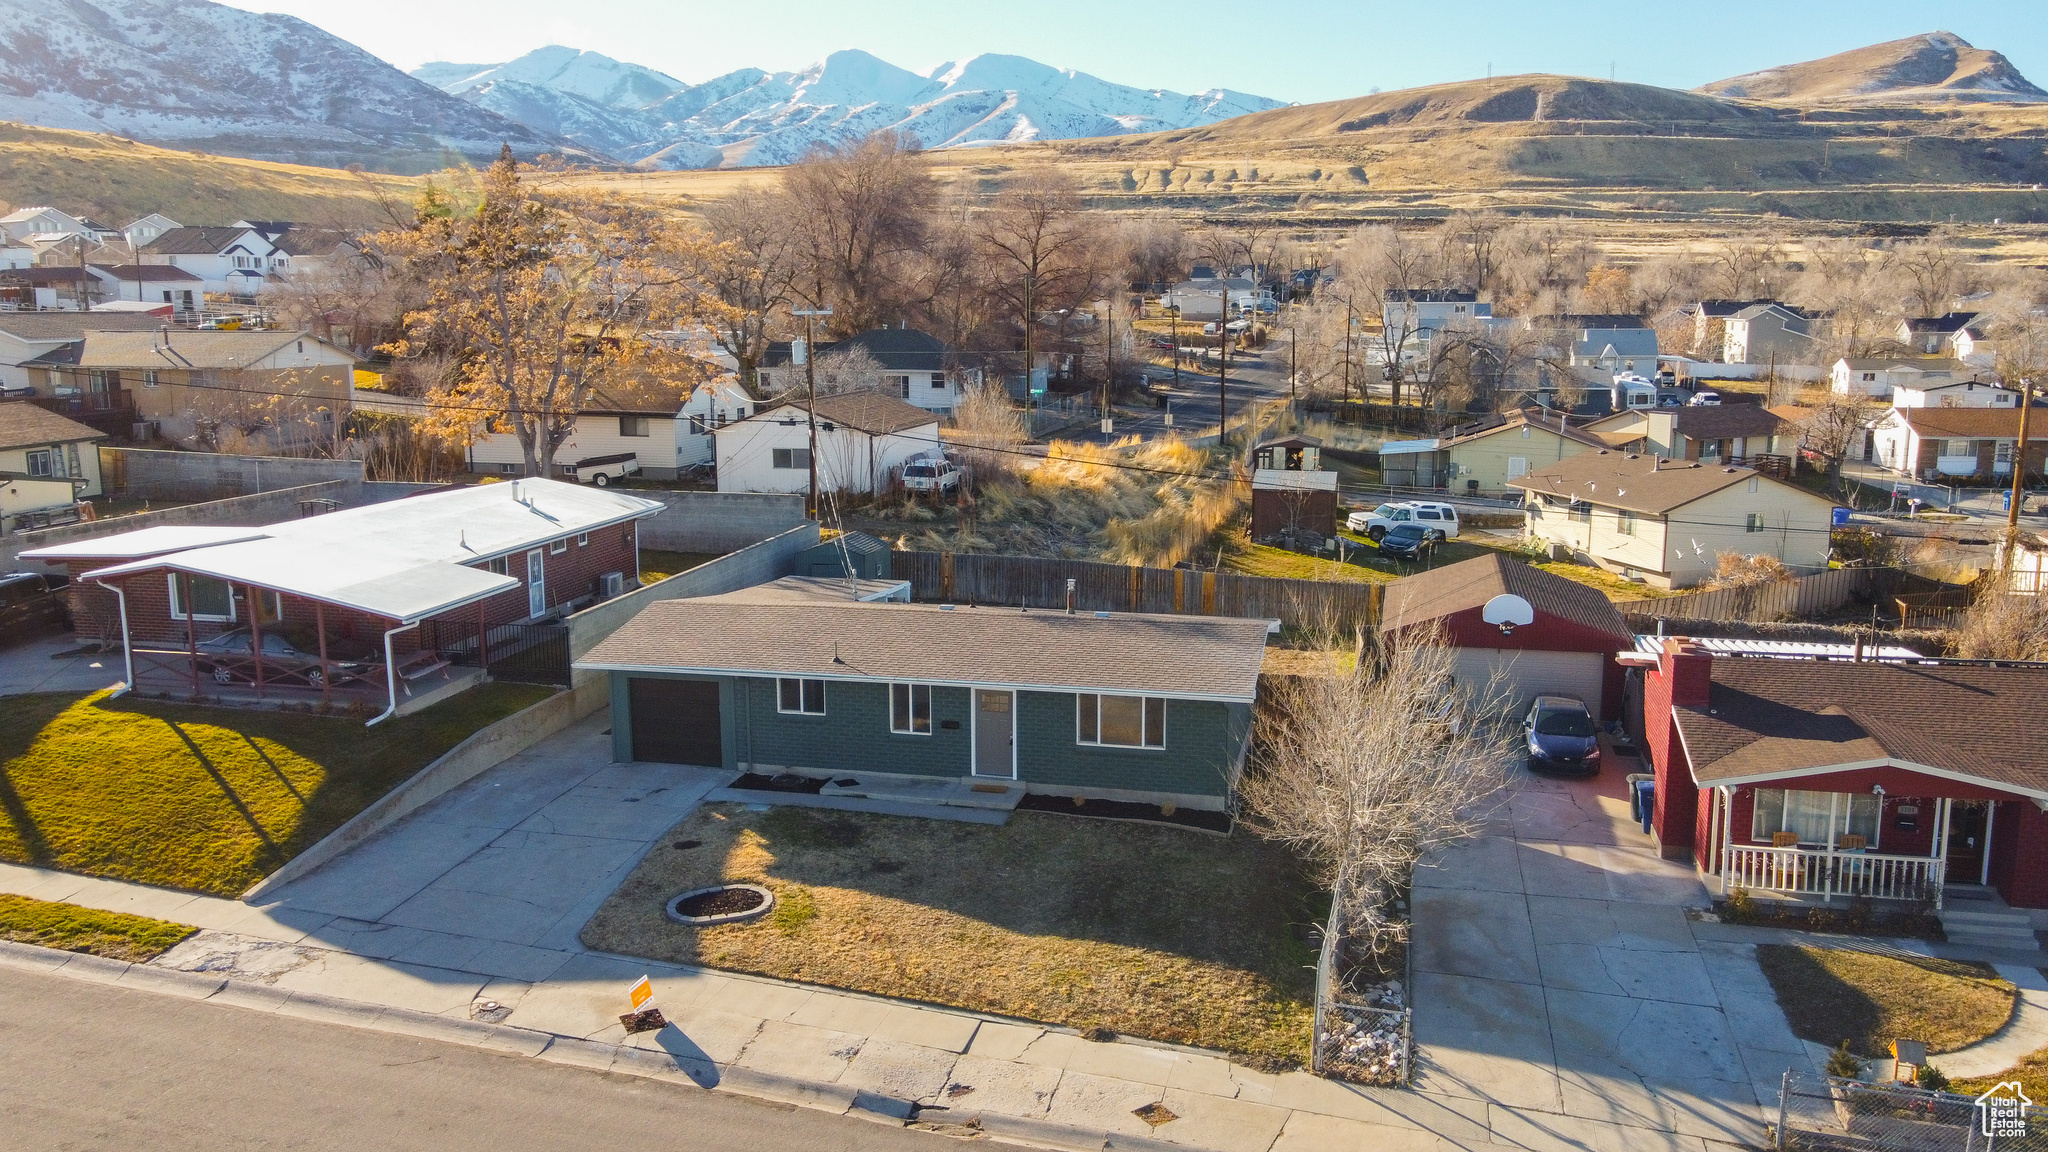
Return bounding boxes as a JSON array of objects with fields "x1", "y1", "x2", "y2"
[{"x1": 1660, "y1": 637, "x2": 1712, "y2": 707}]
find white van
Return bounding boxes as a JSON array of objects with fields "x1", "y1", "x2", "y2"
[{"x1": 1346, "y1": 501, "x2": 1461, "y2": 541}]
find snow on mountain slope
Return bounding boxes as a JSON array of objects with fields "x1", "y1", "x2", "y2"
[
  {"x1": 0, "y1": 0, "x2": 573, "y2": 172},
  {"x1": 424, "y1": 44, "x2": 1288, "y2": 169},
  {"x1": 453, "y1": 80, "x2": 661, "y2": 158},
  {"x1": 417, "y1": 46, "x2": 685, "y2": 111}
]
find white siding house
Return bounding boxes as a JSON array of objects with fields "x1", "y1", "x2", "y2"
[
  {"x1": 1893, "y1": 379, "x2": 2019, "y2": 409},
  {"x1": 676, "y1": 376, "x2": 759, "y2": 467},
  {"x1": 470, "y1": 409, "x2": 684, "y2": 482},
  {"x1": 714, "y1": 390, "x2": 939, "y2": 496},
  {"x1": 755, "y1": 328, "x2": 967, "y2": 418}
]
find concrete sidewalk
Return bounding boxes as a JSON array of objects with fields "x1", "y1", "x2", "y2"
[{"x1": 2, "y1": 718, "x2": 1775, "y2": 1150}]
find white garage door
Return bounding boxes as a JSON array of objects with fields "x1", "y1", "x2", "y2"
[{"x1": 1450, "y1": 647, "x2": 1605, "y2": 719}]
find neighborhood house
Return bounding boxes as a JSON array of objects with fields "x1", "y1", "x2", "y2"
[
  {"x1": 1513, "y1": 451, "x2": 1837, "y2": 589},
  {"x1": 713, "y1": 389, "x2": 939, "y2": 496},
  {"x1": 1871, "y1": 407, "x2": 2048, "y2": 482},
  {"x1": 0, "y1": 402, "x2": 105, "y2": 536},
  {"x1": 1641, "y1": 639, "x2": 2048, "y2": 919},
  {"x1": 755, "y1": 328, "x2": 967, "y2": 418},
  {"x1": 575, "y1": 591, "x2": 1272, "y2": 812},
  {"x1": 22, "y1": 479, "x2": 662, "y2": 721}
]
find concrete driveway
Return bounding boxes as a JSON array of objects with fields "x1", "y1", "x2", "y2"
[
  {"x1": 0, "y1": 631, "x2": 123, "y2": 697},
  {"x1": 1412, "y1": 761, "x2": 1814, "y2": 1149},
  {"x1": 255, "y1": 716, "x2": 729, "y2": 986}
]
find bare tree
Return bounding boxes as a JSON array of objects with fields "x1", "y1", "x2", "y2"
[
  {"x1": 1244, "y1": 624, "x2": 1518, "y2": 960},
  {"x1": 975, "y1": 169, "x2": 1112, "y2": 394},
  {"x1": 1118, "y1": 216, "x2": 1188, "y2": 288},
  {"x1": 783, "y1": 131, "x2": 936, "y2": 334},
  {"x1": 1439, "y1": 209, "x2": 1508, "y2": 294},
  {"x1": 700, "y1": 191, "x2": 799, "y2": 388},
  {"x1": 1703, "y1": 230, "x2": 1791, "y2": 300},
  {"x1": 950, "y1": 381, "x2": 1029, "y2": 483},
  {"x1": 1889, "y1": 229, "x2": 1969, "y2": 319},
  {"x1": 1796, "y1": 392, "x2": 1884, "y2": 488},
  {"x1": 1340, "y1": 225, "x2": 1448, "y2": 407}
]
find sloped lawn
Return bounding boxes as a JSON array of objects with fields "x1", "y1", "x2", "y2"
[
  {"x1": 0, "y1": 684, "x2": 555, "y2": 896},
  {"x1": 1757, "y1": 944, "x2": 2015, "y2": 1059},
  {"x1": 583, "y1": 804, "x2": 1319, "y2": 1067}
]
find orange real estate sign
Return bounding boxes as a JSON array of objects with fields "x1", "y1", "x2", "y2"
[{"x1": 629, "y1": 976, "x2": 653, "y2": 1010}]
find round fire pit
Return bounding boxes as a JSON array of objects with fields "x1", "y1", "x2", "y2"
[{"x1": 665, "y1": 883, "x2": 774, "y2": 926}]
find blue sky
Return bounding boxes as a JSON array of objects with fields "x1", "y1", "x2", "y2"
[{"x1": 231, "y1": 1, "x2": 2048, "y2": 103}]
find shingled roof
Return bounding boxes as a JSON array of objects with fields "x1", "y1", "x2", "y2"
[
  {"x1": 0, "y1": 400, "x2": 107, "y2": 449},
  {"x1": 1380, "y1": 553, "x2": 1631, "y2": 641},
  {"x1": 759, "y1": 389, "x2": 939, "y2": 436},
  {"x1": 1511, "y1": 451, "x2": 1823, "y2": 515},
  {"x1": 1675, "y1": 657, "x2": 2048, "y2": 798},
  {"x1": 1672, "y1": 405, "x2": 1790, "y2": 441},
  {"x1": 577, "y1": 600, "x2": 1274, "y2": 703}
]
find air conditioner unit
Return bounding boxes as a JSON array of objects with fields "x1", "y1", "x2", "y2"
[{"x1": 600, "y1": 572, "x2": 625, "y2": 598}]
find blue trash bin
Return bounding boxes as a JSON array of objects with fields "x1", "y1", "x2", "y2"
[{"x1": 1633, "y1": 779, "x2": 1655, "y2": 834}]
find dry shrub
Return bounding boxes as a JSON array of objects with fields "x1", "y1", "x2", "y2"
[
  {"x1": 1953, "y1": 591, "x2": 2048, "y2": 661},
  {"x1": 1704, "y1": 552, "x2": 1795, "y2": 590}
]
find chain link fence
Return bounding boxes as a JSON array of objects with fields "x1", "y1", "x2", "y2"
[{"x1": 1777, "y1": 1071, "x2": 2047, "y2": 1150}]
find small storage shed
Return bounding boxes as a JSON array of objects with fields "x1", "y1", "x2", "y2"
[
  {"x1": 1249, "y1": 434, "x2": 1337, "y2": 542},
  {"x1": 1380, "y1": 553, "x2": 1633, "y2": 719},
  {"x1": 797, "y1": 532, "x2": 891, "y2": 580}
]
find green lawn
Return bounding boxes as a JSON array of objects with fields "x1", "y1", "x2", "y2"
[
  {"x1": 640, "y1": 549, "x2": 721, "y2": 584},
  {"x1": 0, "y1": 894, "x2": 195, "y2": 961},
  {"x1": 0, "y1": 683, "x2": 556, "y2": 896}
]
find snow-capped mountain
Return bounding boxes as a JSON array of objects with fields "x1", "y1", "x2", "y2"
[
  {"x1": 417, "y1": 47, "x2": 1288, "y2": 169},
  {"x1": 416, "y1": 47, "x2": 686, "y2": 111},
  {"x1": 0, "y1": 0, "x2": 573, "y2": 172}
]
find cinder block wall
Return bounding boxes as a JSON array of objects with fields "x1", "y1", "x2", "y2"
[
  {"x1": 636, "y1": 491, "x2": 807, "y2": 554},
  {"x1": 101, "y1": 447, "x2": 364, "y2": 501}
]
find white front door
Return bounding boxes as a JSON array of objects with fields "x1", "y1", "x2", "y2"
[
  {"x1": 1506, "y1": 456, "x2": 1529, "y2": 480},
  {"x1": 527, "y1": 548, "x2": 545, "y2": 617}
]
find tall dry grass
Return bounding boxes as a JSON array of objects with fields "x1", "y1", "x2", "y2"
[{"x1": 878, "y1": 435, "x2": 1245, "y2": 565}]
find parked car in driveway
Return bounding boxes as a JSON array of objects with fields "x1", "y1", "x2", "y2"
[
  {"x1": 1523, "y1": 694, "x2": 1601, "y2": 776},
  {"x1": 195, "y1": 628, "x2": 365, "y2": 687},
  {"x1": 1374, "y1": 522, "x2": 1444, "y2": 560},
  {"x1": 1346, "y1": 501, "x2": 1461, "y2": 542},
  {"x1": 0, "y1": 571, "x2": 69, "y2": 646}
]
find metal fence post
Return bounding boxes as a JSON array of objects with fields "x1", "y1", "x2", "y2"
[{"x1": 1776, "y1": 1068, "x2": 1789, "y2": 1150}]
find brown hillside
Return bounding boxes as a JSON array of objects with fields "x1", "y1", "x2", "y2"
[
  {"x1": 0, "y1": 121, "x2": 417, "y2": 229},
  {"x1": 1698, "y1": 32, "x2": 2047, "y2": 105},
  {"x1": 1117, "y1": 75, "x2": 1773, "y2": 148}
]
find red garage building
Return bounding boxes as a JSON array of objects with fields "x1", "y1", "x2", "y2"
[{"x1": 1380, "y1": 553, "x2": 1632, "y2": 719}]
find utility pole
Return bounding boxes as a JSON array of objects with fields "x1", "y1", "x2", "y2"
[
  {"x1": 75, "y1": 233, "x2": 89, "y2": 312},
  {"x1": 1102, "y1": 293, "x2": 1114, "y2": 439},
  {"x1": 1342, "y1": 298, "x2": 1355, "y2": 404},
  {"x1": 2006, "y1": 376, "x2": 2036, "y2": 573},
  {"x1": 1289, "y1": 322, "x2": 1297, "y2": 410},
  {"x1": 1216, "y1": 288, "x2": 1229, "y2": 443},
  {"x1": 1170, "y1": 306, "x2": 1181, "y2": 390},
  {"x1": 794, "y1": 308, "x2": 832, "y2": 519}
]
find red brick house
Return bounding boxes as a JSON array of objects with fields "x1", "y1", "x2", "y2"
[
  {"x1": 1639, "y1": 637, "x2": 2048, "y2": 913},
  {"x1": 1380, "y1": 553, "x2": 1633, "y2": 718},
  {"x1": 24, "y1": 478, "x2": 662, "y2": 722}
]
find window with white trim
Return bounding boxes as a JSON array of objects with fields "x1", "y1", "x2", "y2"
[
  {"x1": 576, "y1": 532, "x2": 589, "y2": 547},
  {"x1": 1745, "y1": 512, "x2": 1766, "y2": 533},
  {"x1": 550, "y1": 538, "x2": 567, "y2": 555},
  {"x1": 25, "y1": 448, "x2": 52, "y2": 477},
  {"x1": 890, "y1": 683, "x2": 931, "y2": 734},
  {"x1": 168, "y1": 573, "x2": 234, "y2": 621},
  {"x1": 1076, "y1": 693, "x2": 1165, "y2": 748},
  {"x1": 772, "y1": 447, "x2": 811, "y2": 470},
  {"x1": 1616, "y1": 510, "x2": 1635, "y2": 536},
  {"x1": 1751, "y1": 789, "x2": 1879, "y2": 848},
  {"x1": 778, "y1": 678, "x2": 825, "y2": 715},
  {"x1": 619, "y1": 416, "x2": 649, "y2": 437}
]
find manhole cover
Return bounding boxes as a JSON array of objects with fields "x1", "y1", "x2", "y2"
[{"x1": 665, "y1": 883, "x2": 775, "y2": 926}]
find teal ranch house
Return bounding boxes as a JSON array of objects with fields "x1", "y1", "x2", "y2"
[{"x1": 573, "y1": 587, "x2": 1275, "y2": 812}]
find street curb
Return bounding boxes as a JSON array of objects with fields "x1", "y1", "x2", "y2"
[{"x1": 0, "y1": 938, "x2": 1198, "y2": 1152}]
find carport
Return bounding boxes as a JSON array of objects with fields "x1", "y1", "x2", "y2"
[{"x1": 1380, "y1": 553, "x2": 1633, "y2": 718}]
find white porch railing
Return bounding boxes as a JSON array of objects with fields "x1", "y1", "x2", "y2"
[{"x1": 1725, "y1": 844, "x2": 1946, "y2": 906}]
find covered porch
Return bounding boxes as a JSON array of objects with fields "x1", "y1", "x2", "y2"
[
  {"x1": 86, "y1": 538, "x2": 522, "y2": 724},
  {"x1": 1696, "y1": 776, "x2": 2026, "y2": 912}
]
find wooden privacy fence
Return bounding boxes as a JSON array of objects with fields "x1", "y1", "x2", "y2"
[
  {"x1": 893, "y1": 551, "x2": 1383, "y2": 633},
  {"x1": 1612, "y1": 566, "x2": 1877, "y2": 624}
]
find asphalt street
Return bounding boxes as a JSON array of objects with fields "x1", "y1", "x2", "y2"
[{"x1": 0, "y1": 964, "x2": 950, "y2": 1152}]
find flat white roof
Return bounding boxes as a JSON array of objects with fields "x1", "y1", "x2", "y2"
[
  {"x1": 23, "y1": 525, "x2": 271, "y2": 560},
  {"x1": 1377, "y1": 438, "x2": 1440, "y2": 456},
  {"x1": 45, "y1": 478, "x2": 664, "y2": 622},
  {"x1": 1631, "y1": 634, "x2": 1921, "y2": 660}
]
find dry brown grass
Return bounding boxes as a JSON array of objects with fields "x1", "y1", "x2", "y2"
[
  {"x1": 1757, "y1": 944, "x2": 2015, "y2": 1058},
  {"x1": 582, "y1": 804, "x2": 1318, "y2": 1065}
]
